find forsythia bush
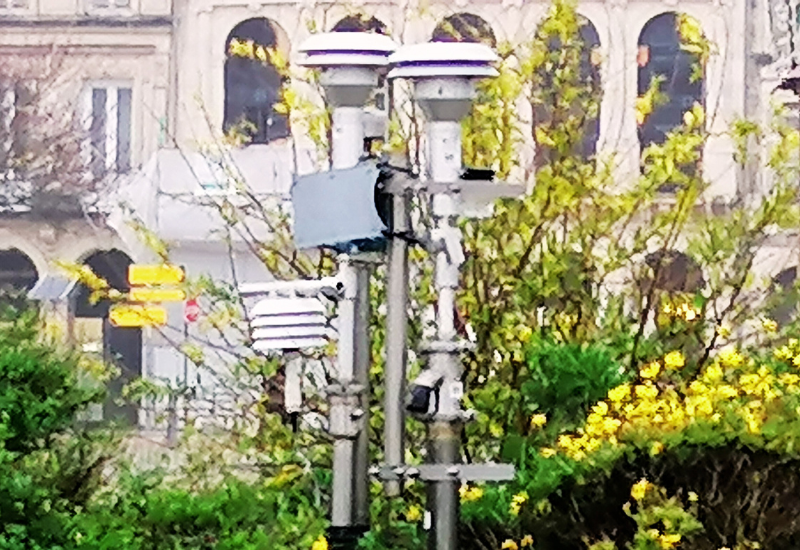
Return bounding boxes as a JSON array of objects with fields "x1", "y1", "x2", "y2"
[{"x1": 459, "y1": 338, "x2": 800, "y2": 550}]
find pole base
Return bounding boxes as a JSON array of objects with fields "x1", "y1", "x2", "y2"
[{"x1": 326, "y1": 525, "x2": 369, "y2": 550}]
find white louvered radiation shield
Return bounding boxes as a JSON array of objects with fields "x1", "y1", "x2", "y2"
[{"x1": 248, "y1": 295, "x2": 336, "y2": 353}]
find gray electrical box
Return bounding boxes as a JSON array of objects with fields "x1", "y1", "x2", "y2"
[{"x1": 291, "y1": 162, "x2": 388, "y2": 252}]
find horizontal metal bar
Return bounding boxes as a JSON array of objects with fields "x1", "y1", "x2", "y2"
[
  {"x1": 253, "y1": 337, "x2": 330, "y2": 352},
  {"x1": 239, "y1": 276, "x2": 343, "y2": 297},
  {"x1": 371, "y1": 463, "x2": 515, "y2": 482},
  {"x1": 383, "y1": 177, "x2": 526, "y2": 200}
]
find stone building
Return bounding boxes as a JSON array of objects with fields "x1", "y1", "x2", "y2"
[{"x1": 0, "y1": 0, "x2": 797, "y2": 428}]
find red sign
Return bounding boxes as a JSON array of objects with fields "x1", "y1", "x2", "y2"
[{"x1": 184, "y1": 298, "x2": 201, "y2": 323}]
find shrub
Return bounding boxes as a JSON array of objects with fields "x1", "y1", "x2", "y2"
[{"x1": 0, "y1": 301, "x2": 108, "y2": 550}]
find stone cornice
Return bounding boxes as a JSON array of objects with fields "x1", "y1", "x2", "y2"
[
  {"x1": 0, "y1": 15, "x2": 172, "y2": 28},
  {"x1": 0, "y1": 43, "x2": 159, "y2": 54}
]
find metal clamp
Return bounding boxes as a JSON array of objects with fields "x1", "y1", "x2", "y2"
[
  {"x1": 327, "y1": 382, "x2": 367, "y2": 439},
  {"x1": 419, "y1": 340, "x2": 476, "y2": 355},
  {"x1": 370, "y1": 463, "x2": 515, "y2": 482}
]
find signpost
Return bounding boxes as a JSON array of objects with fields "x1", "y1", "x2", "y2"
[
  {"x1": 109, "y1": 304, "x2": 168, "y2": 327},
  {"x1": 128, "y1": 264, "x2": 185, "y2": 286},
  {"x1": 129, "y1": 288, "x2": 187, "y2": 303},
  {"x1": 108, "y1": 264, "x2": 187, "y2": 328}
]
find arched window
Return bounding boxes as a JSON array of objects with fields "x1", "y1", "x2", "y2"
[
  {"x1": 0, "y1": 248, "x2": 38, "y2": 310},
  {"x1": 431, "y1": 13, "x2": 496, "y2": 47},
  {"x1": 73, "y1": 249, "x2": 141, "y2": 426},
  {"x1": 0, "y1": 248, "x2": 38, "y2": 294},
  {"x1": 331, "y1": 14, "x2": 388, "y2": 34},
  {"x1": 224, "y1": 18, "x2": 289, "y2": 145},
  {"x1": 637, "y1": 13, "x2": 704, "y2": 177},
  {"x1": 532, "y1": 17, "x2": 602, "y2": 167}
]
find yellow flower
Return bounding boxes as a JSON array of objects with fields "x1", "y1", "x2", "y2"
[
  {"x1": 501, "y1": 540, "x2": 519, "y2": 550},
  {"x1": 521, "y1": 535, "x2": 534, "y2": 547},
  {"x1": 512, "y1": 491, "x2": 529, "y2": 504},
  {"x1": 762, "y1": 318, "x2": 778, "y2": 333},
  {"x1": 311, "y1": 535, "x2": 328, "y2": 550},
  {"x1": 703, "y1": 363, "x2": 723, "y2": 382},
  {"x1": 793, "y1": 355, "x2": 800, "y2": 368},
  {"x1": 631, "y1": 478, "x2": 650, "y2": 501},
  {"x1": 530, "y1": 414, "x2": 547, "y2": 428},
  {"x1": 608, "y1": 384, "x2": 632, "y2": 403},
  {"x1": 540, "y1": 447, "x2": 557, "y2": 458},
  {"x1": 718, "y1": 347, "x2": 744, "y2": 368},
  {"x1": 674, "y1": 302, "x2": 699, "y2": 322},
  {"x1": 635, "y1": 383, "x2": 659, "y2": 400},
  {"x1": 775, "y1": 345, "x2": 793, "y2": 361},
  {"x1": 651, "y1": 441, "x2": 664, "y2": 455},
  {"x1": 640, "y1": 361, "x2": 662, "y2": 379},
  {"x1": 405, "y1": 505, "x2": 422, "y2": 522},
  {"x1": 460, "y1": 486, "x2": 484, "y2": 502},
  {"x1": 664, "y1": 351, "x2": 685, "y2": 369},
  {"x1": 659, "y1": 533, "x2": 681, "y2": 548},
  {"x1": 592, "y1": 402, "x2": 609, "y2": 416},
  {"x1": 688, "y1": 491, "x2": 698, "y2": 502}
]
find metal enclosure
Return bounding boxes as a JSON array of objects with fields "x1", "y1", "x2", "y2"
[{"x1": 291, "y1": 162, "x2": 388, "y2": 252}]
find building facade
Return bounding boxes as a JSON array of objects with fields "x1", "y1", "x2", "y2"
[{"x1": 0, "y1": 0, "x2": 797, "y2": 428}]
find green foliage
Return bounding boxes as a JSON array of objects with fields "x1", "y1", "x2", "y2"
[
  {"x1": 69, "y1": 468, "x2": 328, "y2": 550},
  {"x1": 0, "y1": 301, "x2": 109, "y2": 550},
  {"x1": 522, "y1": 338, "x2": 629, "y2": 426}
]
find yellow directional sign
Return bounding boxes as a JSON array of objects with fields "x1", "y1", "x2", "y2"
[
  {"x1": 128, "y1": 264, "x2": 185, "y2": 286},
  {"x1": 109, "y1": 304, "x2": 168, "y2": 328},
  {"x1": 129, "y1": 287, "x2": 187, "y2": 303}
]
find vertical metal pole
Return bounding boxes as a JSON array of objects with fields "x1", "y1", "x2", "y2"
[
  {"x1": 183, "y1": 320, "x2": 189, "y2": 427},
  {"x1": 426, "y1": 119, "x2": 465, "y2": 550},
  {"x1": 331, "y1": 257, "x2": 357, "y2": 531},
  {"x1": 383, "y1": 190, "x2": 410, "y2": 496},
  {"x1": 741, "y1": 0, "x2": 759, "y2": 197},
  {"x1": 328, "y1": 102, "x2": 371, "y2": 548},
  {"x1": 352, "y1": 261, "x2": 372, "y2": 527},
  {"x1": 332, "y1": 107, "x2": 364, "y2": 171}
]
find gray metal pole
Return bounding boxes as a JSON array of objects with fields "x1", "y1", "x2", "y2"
[
  {"x1": 331, "y1": 256, "x2": 357, "y2": 530},
  {"x1": 383, "y1": 189, "x2": 410, "y2": 497},
  {"x1": 328, "y1": 102, "x2": 371, "y2": 549},
  {"x1": 426, "y1": 119, "x2": 465, "y2": 550},
  {"x1": 353, "y1": 259, "x2": 372, "y2": 527}
]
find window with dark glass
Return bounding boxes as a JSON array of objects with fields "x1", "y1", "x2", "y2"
[
  {"x1": 637, "y1": 13, "x2": 704, "y2": 162},
  {"x1": 87, "y1": 85, "x2": 132, "y2": 178},
  {"x1": 224, "y1": 18, "x2": 289, "y2": 145},
  {"x1": 431, "y1": 13, "x2": 496, "y2": 47},
  {"x1": 0, "y1": 248, "x2": 38, "y2": 310},
  {"x1": 331, "y1": 14, "x2": 387, "y2": 34},
  {"x1": 532, "y1": 17, "x2": 602, "y2": 166}
]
